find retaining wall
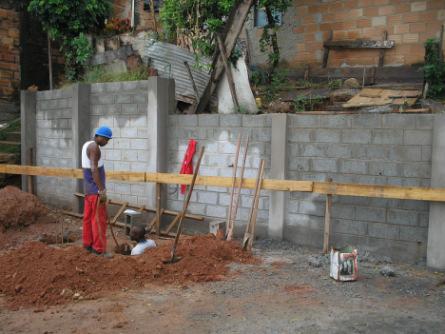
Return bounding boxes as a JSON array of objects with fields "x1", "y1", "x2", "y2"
[{"x1": 22, "y1": 80, "x2": 443, "y2": 263}]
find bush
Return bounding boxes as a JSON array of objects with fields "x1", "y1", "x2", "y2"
[{"x1": 424, "y1": 38, "x2": 445, "y2": 98}]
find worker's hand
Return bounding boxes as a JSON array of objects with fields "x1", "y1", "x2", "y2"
[{"x1": 98, "y1": 189, "x2": 107, "y2": 203}]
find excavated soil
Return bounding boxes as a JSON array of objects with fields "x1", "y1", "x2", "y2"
[
  {"x1": 0, "y1": 186, "x2": 48, "y2": 231},
  {"x1": 0, "y1": 235, "x2": 257, "y2": 309}
]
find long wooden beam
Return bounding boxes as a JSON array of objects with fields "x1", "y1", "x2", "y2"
[{"x1": 2, "y1": 164, "x2": 445, "y2": 202}]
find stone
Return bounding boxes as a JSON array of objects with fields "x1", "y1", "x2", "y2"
[
  {"x1": 330, "y1": 88, "x2": 358, "y2": 102},
  {"x1": 308, "y1": 256, "x2": 323, "y2": 268},
  {"x1": 343, "y1": 78, "x2": 361, "y2": 89},
  {"x1": 380, "y1": 265, "x2": 396, "y2": 277},
  {"x1": 126, "y1": 54, "x2": 142, "y2": 71}
]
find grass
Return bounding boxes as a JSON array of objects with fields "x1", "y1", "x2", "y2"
[
  {"x1": 0, "y1": 118, "x2": 21, "y2": 154},
  {"x1": 82, "y1": 65, "x2": 150, "y2": 83}
]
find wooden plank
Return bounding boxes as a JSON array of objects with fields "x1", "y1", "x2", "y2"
[
  {"x1": 110, "y1": 202, "x2": 128, "y2": 225},
  {"x1": 324, "y1": 39, "x2": 395, "y2": 49},
  {"x1": 313, "y1": 182, "x2": 445, "y2": 202},
  {"x1": 322, "y1": 179, "x2": 333, "y2": 254}
]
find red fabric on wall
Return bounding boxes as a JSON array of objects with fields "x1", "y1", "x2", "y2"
[{"x1": 179, "y1": 139, "x2": 197, "y2": 194}]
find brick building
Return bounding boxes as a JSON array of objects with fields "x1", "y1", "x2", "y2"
[{"x1": 246, "y1": 0, "x2": 445, "y2": 71}]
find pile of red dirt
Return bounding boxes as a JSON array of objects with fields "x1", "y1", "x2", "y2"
[
  {"x1": 0, "y1": 186, "x2": 48, "y2": 231},
  {"x1": 0, "y1": 235, "x2": 258, "y2": 309}
]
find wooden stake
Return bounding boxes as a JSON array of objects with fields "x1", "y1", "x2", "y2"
[
  {"x1": 227, "y1": 135, "x2": 249, "y2": 241},
  {"x1": 242, "y1": 159, "x2": 265, "y2": 251},
  {"x1": 378, "y1": 31, "x2": 388, "y2": 68},
  {"x1": 226, "y1": 134, "x2": 241, "y2": 237},
  {"x1": 111, "y1": 202, "x2": 128, "y2": 225},
  {"x1": 156, "y1": 182, "x2": 161, "y2": 235},
  {"x1": 164, "y1": 214, "x2": 180, "y2": 234},
  {"x1": 323, "y1": 178, "x2": 333, "y2": 254},
  {"x1": 216, "y1": 33, "x2": 240, "y2": 111}
]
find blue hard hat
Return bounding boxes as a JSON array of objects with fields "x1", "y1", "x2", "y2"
[{"x1": 95, "y1": 126, "x2": 112, "y2": 139}]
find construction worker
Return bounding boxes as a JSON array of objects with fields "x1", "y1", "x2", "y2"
[
  {"x1": 129, "y1": 225, "x2": 156, "y2": 256},
  {"x1": 81, "y1": 126, "x2": 112, "y2": 255}
]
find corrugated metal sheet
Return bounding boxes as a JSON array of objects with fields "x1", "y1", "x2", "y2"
[{"x1": 143, "y1": 40, "x2": 211, "y2": 103}]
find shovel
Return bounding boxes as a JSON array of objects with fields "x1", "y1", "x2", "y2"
[{"x1": 163, "y1": 146, "x2": 205, "y2": 264}]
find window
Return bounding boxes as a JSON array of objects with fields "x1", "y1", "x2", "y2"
[
  {"x1": 254, "y1": 5, "x2": 283, "y2": 28},
  {"x1": 143, "y1": 0, "x2": 162, "y2": 13}
]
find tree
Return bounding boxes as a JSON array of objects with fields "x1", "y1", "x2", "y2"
[{"x1": 28, "y1": 0, "x2": 111, "y2": 80}]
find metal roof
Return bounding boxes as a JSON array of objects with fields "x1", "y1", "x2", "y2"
[{"x1": 143, "y1": 40, "x2": 211, "y2": 103}]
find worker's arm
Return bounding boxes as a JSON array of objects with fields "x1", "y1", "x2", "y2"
[{"x1": 87, "y1": 142, "x2": 105, "y2": 192}]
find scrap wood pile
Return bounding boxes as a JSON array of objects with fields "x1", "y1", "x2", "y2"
[{"x1": 0, "y1": 235, "x2": 257, "y2": 309}]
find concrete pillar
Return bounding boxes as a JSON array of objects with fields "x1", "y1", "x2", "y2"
[
  {"x1": 72, "y1": 83, "x2": 91, "y2": 212},
  {"x1": 146, "y1": 77, "x2": 175, "y2": 208},
  {"x1": 268, "y1": 114, "x2": 288, "y2": 239},
  {"x1": 427, "y1": 114, "x2": 445, "y2": 269},
  {"x1": 20, "y1": 90, "x2": 36, "y2": 192}
]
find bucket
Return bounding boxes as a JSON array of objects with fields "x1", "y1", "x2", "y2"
[{"x1": 330, "y1": 248, "x2": 358, "y2": 281}]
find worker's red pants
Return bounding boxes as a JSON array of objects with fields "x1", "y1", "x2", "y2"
[{"x1": 83, "y1": 195, "x2": 107, "y2": 253}]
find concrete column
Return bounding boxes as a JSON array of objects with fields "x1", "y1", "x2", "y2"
[
  {"x1": 20, "y1": 90, "x2": 36, "y2": 192},
  {"x1": 428, "y1": 114, "x2": 445, "y2": 269},
  {"x1": 268, "y1": 114, "x2": 288, "y2": 239},
  {"x1": 146, "y1": 77, "x2": 175, "y2": 208},
  {"x1": 72, "y1": 83, "x2": 91, "y2": 212}
]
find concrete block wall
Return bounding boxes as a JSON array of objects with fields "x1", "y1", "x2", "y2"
[
  {"x1": 35, "y1": 89, "x2": 75, "y2": 207},
  {"x1": 89, "y1": 81, "x2": 151, "y2": 207},
  {"x1": 166, "y1": 114, "x2": 271, "y2": 233},
  {"x1": 285, "y1": 114, "x2": 433, "y2": 261}
]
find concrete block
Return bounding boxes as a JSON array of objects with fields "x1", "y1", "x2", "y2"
[
  {"x1": 355, "y1": 206, "x2": 386, "y2": 223},
  {"x1": 351, "y1": 114, "x2": 382, "y2": 128},
  {"x1": 242, "y1": 115, "x2": 269, "y2": 127},
  {"x1": 415, "y1": 115, "x2": 434, "y2": 130},
  {"x1": 134, "y1": 94, "x2": 147, "y2": 104},
  {"x1": 319, "y1": 115, "x2": 352, "y2": 128},
  {"x1": 388, "y1": 146, "x2": 421, "y2": 162},
  {"x1": 91, "y1": 94, "x2": 115, "y2": 105},
  {"x1": 220, "y1": 115, "x2": 242, "y2": 127},
  {"x1": 206, "y1": 154, "x2": 230, "y2": 167},
  {"x1": 218, "y1": 193, "x2": 231, "y2": 206},
  {"x1": 387, "y1": 208, "x2": 418, "y2": 226},
  {"x1": 121, "y1": 150, "x2": 138, "y2": 161},
  {"x1": 121, "y1": 104, "x2": 138, "y2": 114},
  {"x1": 421, "y1": 146, "x2": 432, "y2": 161},
  {"x1": 130, "y1": 162, "x2": 147, "y2": 172},
  {"x1": 213, "y1": 129, "x2": 229, "y2": 141},
  {"x1": 137, "y1": 128, "x2": 148, "y2": 138},
  {"x1": 115, "y1": 161, "x2": 131, "y2": 170},
  {"x1": 130, "y1": 138, "x2": 148, "y2": 150},
  {"x1": 342, "y1": 129, "x2": 371, "y2": 144},
  {"x1": 333, "y1": 219, "x2": 367, "y2": 236},
  {"x1": 121, "y1": 128, "x2": 138, "y2": 138},
  {"x1": 382, "y1": 114, "x2": 416, "y2": 129},
  {"x1": 106, "y1": 150, "x2": 122, "y2": 161},
  {"x1": 366, "y1": 145, "x2": 389, "y2": 160},
  {"x1": 313, "y1": 129, "x2": 341, "y2": 143},
  {"x1": 298, "y1": 200, "x2": 325, "y2": 216},
  {"x1": 115, "y1": 94, "x2": 133, "y2": 104},
  {"x1": 404, "y1": 130, "x2": 432, "y2": 145},
  {"x1": 288, "y1": 115, "x2": 320, "y2": 128},
  {"x1": 113, "y1": 138, "x2": 131, "y2": 149},
  {"x1": 368, "y1": 161, "x2": 399, "y2": 177},
  {"x1": 178, "y1": 191, "x2": 197, "y2": 202},
  {"x1": 300, "y1": 143, "x2": 324, "y2": 157},
  {"x1": 286, "y1": 213, "x2": 324, "y2": 229},
  {"x1": 288, "y1": 157, "x2": 310, "y2": 172},
  {"x1": 368, "y1": 222, "x2": 399, "y2": 239},
  {"x1": 90, "y1": 104, "x2": 121, "y2": 115},
  {"x1": 198, "y1": 115, "x2": 219, "y2": 127},
  {"x1": 331, "y1": 204, "x2": 355, "y2": 219},
  {"x1": 325, "y1": 144, "x2": 352, "y2": 158},
  {"x1": 187, "y1": 202, "x2": 207, "y2": 215},
  {"x1": 399, "y1": 226, "x2": 428, "y2": 242},
  {"x1": 197, "y1": 191, "x2": 218, "y2": 205},
  {"x1": 372, "y1": 129, "x2": 404, "y2": 145},
  {"x1": 122, "y1": 81, "x2": 139, "y2": 91},
  {"x1": 114, "y1": 183, "x2": 131, "y2": 195},
  {"x1": 418, "y1": 212, "x2": 429, "y2": 227},
  {"x1": 402, "y1": 163, "x2": 430, "y2": 178},
  {"x1": 217, "y1": 142, "x2": 237, "y2": 154},
  {"x1": 252, "y1": 128, "x2": 271, "y2": 142},
  {"x1": 340, "y1": 160, "x2": 368, "y2": 174},
  {"x1": 206, "y1": 205, "x2": 227, "y2": 218},
  {"x1": 179, "y1": 115, "x2": 198, "y2": 127},
  {"x1": 311, "y1": 158, "x2": 338, "y2": 173},
  {"x1": 288, "y1": 129, "x2": 311, "y2": 142}
]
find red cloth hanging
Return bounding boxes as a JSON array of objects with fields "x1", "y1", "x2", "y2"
[{"x1": 179, "y1": 139, "x2": 197, "y2": 194}]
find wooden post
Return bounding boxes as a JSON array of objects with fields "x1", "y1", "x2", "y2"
[
  {"x1": 156, "y1": 182, "x2": 161, "y2": 235},
  {"x1": 27, "y1": 148, "x2": 34, "y2": 194},
  {"x1": 322, "y1": 30, "x2": 333, "y2": 68},
  {"x1": 439, "y1": 24, "x2": 444, "y2": 63},
  {"x1": 323, "y1": 178, "x2": 333, "y2": 254},
  {"x1": 378, "y1": 31, "x2": 388, "y2": 68},
  {"x1": 150, "y1": 0, "x2": 158, "y2": 33},
  {"x1": 184, "y1": 61, "x2": 200, "y2": 100},
  {"x1": 216, "y1": 34, "x2": 240, "y2": 111}
]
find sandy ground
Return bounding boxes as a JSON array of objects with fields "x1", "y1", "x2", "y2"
[{"x1": 1, "y1": 216, "x2": 445, "y2": 334}]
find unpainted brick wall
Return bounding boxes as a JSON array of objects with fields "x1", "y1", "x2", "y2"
[
  {"x1": 35, "y1": 89, "x2": 75, "y2": 207},
  {"x1": 166, "y1": 115, "x2": 271, "y2": 227},
  {"x1": 0, "y1": 7, "x2": 20, "y2": 109},
  {"x1": 286, "y1": 114, "x2": 433, "y2": 261},
  {"x1": 246, "y1": 0, "x2": 445, "y2": 67}
]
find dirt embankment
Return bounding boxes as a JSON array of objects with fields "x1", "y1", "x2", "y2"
[
  {"x1": 0, "y1": 186, "x2": 48, "y2": 231},
  {"x1": 0, "y1": 235, "x2": 258, "y2": 309}
]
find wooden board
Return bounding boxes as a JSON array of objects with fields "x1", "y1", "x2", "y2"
[
  {"x1": 324, "y1": 39, "x2": 395, "y2": 49},
  {"x1": 344, "y1": 88, "x2": 421, "y2": 108}
]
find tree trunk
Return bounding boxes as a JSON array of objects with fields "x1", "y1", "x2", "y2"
[{"x1": 264, "y1": 5, "x2": 279, "y2": 73}]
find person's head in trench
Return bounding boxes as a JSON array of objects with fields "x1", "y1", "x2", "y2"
[
  {"x1": 94, "y1": 126, "x2": 112, "y2": 147},
  {"x1": 129, "y1": 224, "x2": 157, "y2": 256},
  {"x1": 130, "y1": 225, "x2": 146, "y2": 243}
]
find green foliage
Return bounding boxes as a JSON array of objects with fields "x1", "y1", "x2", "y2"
[
  {"x1": 424, "y1": 38, "x2": 445, "y2": 98},
  {"x1": 328, "y1": 79, "x2": 342, "y2": 90},
  {"x1": 264, "y1": 68, "x2": 288, "y2": 102},
  {"x1": 292, "y1": 94, "x2": 323, "y2": 112},
  {"x1": 82, "y1": 66, "x2": 150, "y2": 83},
  {"x1": 160, "y1": 0, "x2": 236, "y2": 57},
  {"x1": 28, "y1": 0, "x2": 111, "y2": 80}
]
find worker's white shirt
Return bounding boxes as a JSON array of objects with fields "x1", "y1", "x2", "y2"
[
  {"x1": 131, "y1": 239, "x2": 156, "y2": 256},
  {"x1": 81, "y1": 140, "x2": 104, "y2": 168}
]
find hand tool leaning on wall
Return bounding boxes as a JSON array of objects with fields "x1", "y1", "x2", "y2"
[{"x1": 163, "y1": 146, "x2": 205, "y2": 264}]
